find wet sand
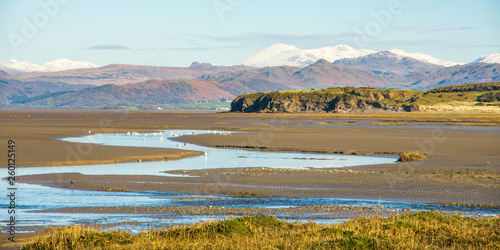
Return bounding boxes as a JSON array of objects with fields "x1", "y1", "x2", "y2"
[
  {"x1": 3, "y1": 109, "x2": 499, "y2": 205},
  {"x1": 0, "y1": 110, "x2": 208, "y2": 167},
  {"x1": 0, "y1": 110, "x2": 500, "y2": 197},
  {"x1": 2, "y1": 109, "x2": 500, "y2": 247},
  {"x1": 34, "y1": 204, "x2": 411, "y2": 219}
]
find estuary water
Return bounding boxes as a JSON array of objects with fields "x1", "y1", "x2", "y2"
[{"x1": 1, "y1": 130, "x2": 498, "y2": 232}]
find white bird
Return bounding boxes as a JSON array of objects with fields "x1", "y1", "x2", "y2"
[{"x1": 205, "y1": 151, "x2": 208, "y2": 156}]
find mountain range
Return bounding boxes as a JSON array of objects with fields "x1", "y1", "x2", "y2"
[
  {"x1": 472, "y1": 53, "x2": 500, "y2": 64},
  {"x1": 236, "y1": 43, "x2": 468, "y2": 68},
  {"x1": 0, "y1": 59, "x2": 99, "y2": 75},
  {"x1": 236, "y1": 44, "x2": 376, "y2": 67},
  {"x1": 1, "y1": 44, "x2": 499, "y2": 109}
]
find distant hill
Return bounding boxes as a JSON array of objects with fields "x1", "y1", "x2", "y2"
[
  {"x1": 199, "y1": 65, "x2": 302, "y2": 92},
  {"x1": 0, "y1": 77, "x2": 93, "y2": 108},
  {"x1": 201, "y1": 59, "x2": 400, "y2": 89},
  {"x1": 333, "y1": 51, "x2": 445, "y2": 76},
  {"x1": 230, "y1": 82, "x2": 500, "y2": 113},
  {"x1": 12, "y1": 62, "x2": 253, "y2": 86},
  {"x1": 24, "y1": 80, "x2": 226, "y2": 108},
  {"x1": 471, "y1": 53, "x2": 500, "y2": 64},
  {"x1": 12, "y1": 77, "x2": 295, "y2": 109},
  {"x1": 0, "y1": 59, "x2": 99, "y2": 75},
  {"x1": 293, "y1": 59, "x2": 400, "y2": 88},
  {"x1": 405, "y1": 63, "x2": 500, "y2": 90},
  {"x1": 2, "y1": 58, "x2": 500, "y2": 109},
  {"x1": 203, "y1": 60, "x2": 499, "y2": 91}
]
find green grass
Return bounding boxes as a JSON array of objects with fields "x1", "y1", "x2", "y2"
[
  {"x1": 107, "y1": 105, "x2": 140, "y2": 110},
  {"x1": 106, "y1": 102, "x2": 231, "y2": 110},
  {"x1": 166, "y1": 102, "x2": 231, "y2": 110},
  {"x1": 416, "y1": 91, "x2": 497, "y2": 105},
  {"x1": 22, "y1": 212, "x2": 500, "y2": 249},
  {"x1": 428, "y1": 82, "x2": 500, "y2": 93}
]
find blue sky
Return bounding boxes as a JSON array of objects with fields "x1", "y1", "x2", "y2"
[{"x1": 0, "y1": 0, "x2": 499, "y2": 66}]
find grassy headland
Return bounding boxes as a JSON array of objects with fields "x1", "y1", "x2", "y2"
[
  {"x1": 22, "y1": 212, "x2": 500, "y2": 249},
  {"x1": 231, "y1": 82, "x2": 500, "y2": 113}
]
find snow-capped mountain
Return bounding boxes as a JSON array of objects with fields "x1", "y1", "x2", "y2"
[
  {"x1": 237, "y1": 43, "x2": 461, "y2": 68},
  {"x1": 388, "y1": 49, "x2": 460, "y2": 67},
  {"x1": 333, "y1": 51, "x2": 446, "y2": 76},
  {"x1": 0, "y1": 60, "x2": 40, "y2": 74},
  {"x1": 236, "y1": 43, "x2": 375, "y2": 67},
  {"x1": 471, "y1": 53, "x2": 500, "y2": 64},
  {"x1": 0, "y1": 59, "x2": 99, "y2": 75},
  {"x1": 307, "y1": 45, "x2": 375, "y2": 64}
]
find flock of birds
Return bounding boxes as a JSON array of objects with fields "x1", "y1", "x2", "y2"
[
  {"x1": 113, "y1": 130, "x2": 233, "y2": 157},
  {"x1": 119, "y1": 130, "x2": 232, "y2": 137}
]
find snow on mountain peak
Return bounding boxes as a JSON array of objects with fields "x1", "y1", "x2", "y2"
[
  {"x1": 266, "y1": 43, "x2": 301, "y2": 52},
  {"x1": 236, "y1": 43, "x2": 466, "y2": 68},
  {"x1": 305, "y1": 46, "x2": 375, "y2": 62},
  {"x1": 471, "y1": 53, "x2": 500, "y2": 64},
  {"x1": 0, "y1": 59, "x2": 99, "y2": 75},
  {"x1": 0, "y1": 60, "x2": 41, "y2": 73},
  {"x1": 388, "y1": 49, "x2": 460, "y2": 67},
  {"x1": 237, "y1": 43, "x2": 375, "y2": 67},
  {"x1": 42, "y1": 58, "x2": 100, "y2": 72}
]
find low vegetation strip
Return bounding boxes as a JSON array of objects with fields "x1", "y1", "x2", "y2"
[
  {"x1": 22, "y1": 212, "x2": 499, "y2": 249},
  {"x1": 427, "y1": 81, "x2": 500, "y2": 93},
  {"x1": 214, "y1": 145, "x2": 427, "y2": 163}
]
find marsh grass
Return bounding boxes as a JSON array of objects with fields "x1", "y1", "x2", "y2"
[
  {"x1": 22, "y1": 212, "x2": 500, "y2": 249},
  {"x1": 398, "y1": 152, "x2": 427, "y2": 162}
]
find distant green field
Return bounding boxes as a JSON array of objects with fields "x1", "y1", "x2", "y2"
[
  {"x1": 111, "y1": 105, "x2": 140, "y2": 110},
  {"x1": 167, "y1": 102, "x2": 231, "y2": 109},
  {"x1": 104, "y1": 102, "x2": 231, "y2": 110}
]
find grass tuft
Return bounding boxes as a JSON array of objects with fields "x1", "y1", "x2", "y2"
[
  {"x1": 22, "y1": 212, "x2": 500, "y2": 249},
  {"x1": 398, "y1": 152, "x2": 427, "y2": 162}
]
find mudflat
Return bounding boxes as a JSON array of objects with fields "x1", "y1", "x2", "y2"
[
  {"x1": 3, "y1": 109, "x2": 498, "y2": 206},
  {"x1": 2, "y1": 109, "x2": 500, "y2": 248}
]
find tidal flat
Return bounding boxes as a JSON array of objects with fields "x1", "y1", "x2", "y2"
[{"x1": 0, "y1": 110, "x2": 499, "y2": 248}]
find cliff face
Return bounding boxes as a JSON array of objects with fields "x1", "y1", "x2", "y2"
[{"x1": 231, "y1": 87, "x2": 420, "y2": 113}]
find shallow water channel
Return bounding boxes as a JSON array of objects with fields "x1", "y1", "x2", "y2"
[{"x1": 1, "y1": 130, "x2": 498, "y2": 232}]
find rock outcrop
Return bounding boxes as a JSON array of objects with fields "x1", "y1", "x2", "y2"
[{"x1": 231, "y1": 87, "x2": 421, "y2": 113}]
